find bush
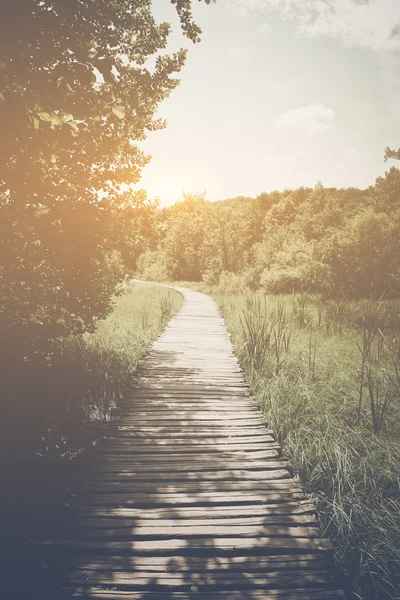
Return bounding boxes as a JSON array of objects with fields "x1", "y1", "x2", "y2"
[
  {"x1": 260, "y1": 266, "x2": 306, "y2": 293},
  {"x1": 136, "y1": 249, "x2": 172, "y2": 282},
  {"x1": 215, "y1": 271, "x2": 249, "y2": 295}
]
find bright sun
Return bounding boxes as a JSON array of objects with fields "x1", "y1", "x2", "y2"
[{"x1": 155, "y1": 183, "x2": 184, "y2": 207}]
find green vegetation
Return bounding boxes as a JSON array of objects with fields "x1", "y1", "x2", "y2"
[
  {"x1": 3, "y1": 282, "x2": 182, "y2": 461},
  {"x1": 0, "y1": 0, "x2": 209, "y2": 365},
  {"x1": 184, "y1": 283, "x2": 400, "y2": 600},
  {"x1": 136, "y1": 165, "x2": 400, "y2": 299}
]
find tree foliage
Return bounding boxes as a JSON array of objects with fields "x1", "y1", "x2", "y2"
[
  {"x1": 0, "y1": 0, "x2": 211, "y2": 357},
  {"x1": 137, "y1": 167, "x2": 400, "y2": 298}
]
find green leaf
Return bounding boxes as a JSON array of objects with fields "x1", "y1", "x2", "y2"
[
  {"x1": 66, "y1": 120, "x2": 79, "y2": 132},
  {"x1": 39, "y1": 112, "x2": 52, "y2": 121},
  {"x1": 112, "y1": 106, "x2": 125, "y2": 120},
  {"x1": 32, "y1": 117, "x2": 40, "y2": 130},
  {"x1": 50, "y1": 116, "x2": 62, "y2": 127}
]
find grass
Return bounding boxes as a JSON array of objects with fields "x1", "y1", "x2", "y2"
[
  {"x1": 4, "y1": 281, "x2": 183, "y2": 462},
  {"x1": 179, "y1": 282, "x2": 400, "y2": 600}
]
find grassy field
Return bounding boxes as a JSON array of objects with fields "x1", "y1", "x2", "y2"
[
  {"x1": 5, "y1": 281, "x2": 183, "y2": 461},
  {"x1": 178, "y1": 282, "x2": 400, "y2": 600}
]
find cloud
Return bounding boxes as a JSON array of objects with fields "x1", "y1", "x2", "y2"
[
  {"x1": 259, "y1": 22, "x2": 274, "y2": 35},
  {"x1": 275, "y1": 103, "x2": 335, "y2": 134},
  {"x1": 225, "y1": 0, "x2": 400, "y2": 51}
]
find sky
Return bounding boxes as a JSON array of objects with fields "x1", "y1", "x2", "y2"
[{"x1": 134, "y1": 0, "x2": 400, "y2": 206}]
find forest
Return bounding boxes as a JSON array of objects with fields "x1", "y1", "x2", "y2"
[{"x1": 136, "y1": 164, "x2": 400, "y2": 299}]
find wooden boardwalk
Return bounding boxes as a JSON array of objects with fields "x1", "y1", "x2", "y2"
[{"x1": 8, "y1": 287, "x2": 344, "y2": 599}]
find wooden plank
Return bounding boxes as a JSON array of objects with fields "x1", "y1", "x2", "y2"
[
  {"x1": 98, "y1": 435, "x2": 277, "y2": 445},
  {"x1": 80, "y1": 481, "x2": 301, "y2": 494},
  {"x1": 109, "y1": 424, "x2": 272, "y2": 434},
  {"x1": 79, "y1": 469, "x2": 292, "y2": 482},
  {"x1": 70, "y1": 514, "x2": 318, "y2": 528},
  {"x1": 109, "y1": 426, "x2": 274, "y2": 435},
  {"x1": 94, "y1": 442, "x2": 281, "y2": 454},
  {"x1": 65, "y1": 570, "x2": 338, "y2": 588},
  {"x1": 48, "y1": 524, "x2": 320, "y2": 541},
  {"x1": 111, "y1": 414, "x2": 266, "y2": 423},
  {"x1": 82, "y1": 491, "x2": 306, "y2": 507},
  {"x1": 76, "y1": 501, "x2": 317, "y2": 520},
  {"x1": 43, "y1": 552, "x2": 333, "y2": 570},
  {"x1": 89, "y1": 460, "x2": 287, "y2": 472},
  {"x1": 88, "y1": 461, "x2": 292, "y2": 474},
  {"x1": 60, "y1": 588, "x2": 344, "y2": 599},
  {"x1": 92, "y1": 450, "x2": 282, "y2": 463},
  {"x1": 105, "y1": 433, "x2": 276, "y2": 443},
  {"x1": 25, "y1": 536, "x2": 333, "y2": 553}
]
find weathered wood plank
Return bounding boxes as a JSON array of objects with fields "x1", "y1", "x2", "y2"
[
  {"x1": 44, "y1": 524, "x2": 321, "y2": 541},
  {"x1": 37, "y1": 552, "x2": 333, "y2": 571},
  {"x1": 65, "y1": 570, "x2": 339, "y2": 588},
  {"x1": 79, "y1": 468, "x2": 292, "y2": 482},
  {"x1": 69, "y1": 514, "x2": 318, "y2": 529},
  {"x1": 61, "y1": 588, "x2": 345, "y2": 599},
  {"x1": 80, "y1": 481, "x2": 302, "y2": 494},
  {"x1": 25, "y1": 536, "x2": 333, "y2": 553}
]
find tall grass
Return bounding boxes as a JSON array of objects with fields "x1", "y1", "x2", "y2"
[{"x1": 204, "y1": 288, "x2": 400, "y2": 600}]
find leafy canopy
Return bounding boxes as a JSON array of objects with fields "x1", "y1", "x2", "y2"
[{"x1": 0, "y1": 0, "x2": 213, "y2": 356}]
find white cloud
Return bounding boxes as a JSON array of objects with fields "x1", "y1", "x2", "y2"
[
  {"x1": 225, "y1": 0, "x2": 400, "y2": 51},
  {"x1": 275, "y1": 103, "x2": 335, "y2": 134},
  {"x1": 259, "y1": 22, "x2": 274, "y2": 35}
]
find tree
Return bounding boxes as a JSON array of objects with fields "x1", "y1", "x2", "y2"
[
  {"x1": 373, "y1": 167, "x2": 400, "y2": 213},
  {"x1": 384, "y1": 146, "x2": 400, "y2": 162},
  {"x1": 162, "y1": 192, "x2": 210, "y2": 280},
  {"x1": 0, "y1": 0, "x2": 212, "y2": 358}
]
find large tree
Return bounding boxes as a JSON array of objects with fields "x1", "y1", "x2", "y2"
[{"x1": 0, "y1": 0, "x2": 213, "y2": 358}]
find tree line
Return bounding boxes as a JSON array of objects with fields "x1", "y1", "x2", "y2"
[{"x1": 136, "y1": 163, "x2": 400, "y2": 298}]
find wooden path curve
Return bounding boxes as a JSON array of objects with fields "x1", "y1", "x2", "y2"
[{"x1": 9, "y1": 286, "x2": 344, "y2": 599}]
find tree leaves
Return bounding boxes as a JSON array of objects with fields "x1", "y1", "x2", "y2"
[
  {"x1": 112, "y1": 106, "x2": 125, "y2": 120},
  {"x1": 0, "y1": 0, "x2": 211, "y2": 360}
]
